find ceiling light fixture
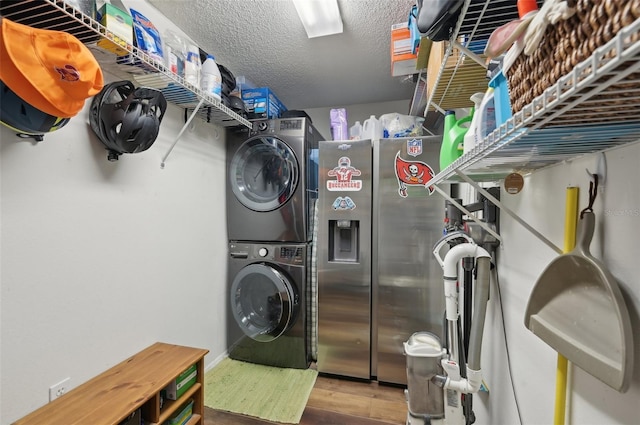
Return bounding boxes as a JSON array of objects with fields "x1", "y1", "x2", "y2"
[{"x1": 292, "y1": 0, "x2": 343, "y2": 38}]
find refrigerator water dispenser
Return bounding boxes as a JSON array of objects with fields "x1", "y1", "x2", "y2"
[{"x1": 328, "y1": 220, "x2": 359, "y2": 262}]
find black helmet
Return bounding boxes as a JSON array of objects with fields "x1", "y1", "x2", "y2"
[
  {"x1": 227, "y1": 94, "x2": 246, "y2": 115},
  {"x1": 0, "y1": 80, "x2": 70, "y2": 141},
  {"x1": 89, "y1": 80, "x2": 167, "y2": 161}
]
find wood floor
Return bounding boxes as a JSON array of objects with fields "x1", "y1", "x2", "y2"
[{"x1": 204, "y1": 373, "x2": 408, "y2": 425}]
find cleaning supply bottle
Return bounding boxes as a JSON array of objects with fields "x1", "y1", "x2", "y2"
[
  {"x1": 440, "y1": 110, "x2": 473, "y2": 171},
  {"x1": 362, "y1": 115, "x2": 382, "y2": 140},
  {"x1": 201, "y1": 54, "x2": 222, "y2": 101},
  {"x1": 184, "y1": 43, "x2": 201, "y2": 87},
  {"x1": 463, "y1": 92, "x2": 485, "y2": 155},
  {"x1": 349, "y1": 121, "x2": 362, "y2": 140},
  {"x1": 476, "y1": 88, "x2": 496, "y2": 141}
]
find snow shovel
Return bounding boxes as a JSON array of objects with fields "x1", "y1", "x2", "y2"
[{"x1": 524, "y1": 210, "x2": 633, "y2": 392}]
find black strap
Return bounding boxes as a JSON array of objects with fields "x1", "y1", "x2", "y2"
[{"x1": 580, "y1": 174, "x2": 598, "y2": 218}]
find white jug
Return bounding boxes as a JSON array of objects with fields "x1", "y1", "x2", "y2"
[{"x1": 362, "y1": 115, "x2": 382, "y2": 140}]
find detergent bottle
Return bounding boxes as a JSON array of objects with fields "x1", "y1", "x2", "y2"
[
  {"x1": 462, "y1": 92, "x2": 485, "y2": 156},
  {"x1": 440, "y1": 110, "x2": 473, "y2": 171},
  {"x1": 476, "y1": 87, "x2": 496, "y2": 141}
]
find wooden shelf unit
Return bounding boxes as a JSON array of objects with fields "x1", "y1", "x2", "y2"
[{"x1": 13, "y1": 342, "x2": 209, "y2": 425}]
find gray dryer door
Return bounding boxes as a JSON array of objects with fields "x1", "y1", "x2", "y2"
[
  {"x1": 230, "y1": 263, "x2": 297, "y2": 342},
  {"x1": 229, "y1": 135, "x2": 299, "y2": 212}
]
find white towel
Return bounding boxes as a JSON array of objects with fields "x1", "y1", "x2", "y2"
[{"x1": 524, "y1": 0, "x2": 576, "y2": 56}]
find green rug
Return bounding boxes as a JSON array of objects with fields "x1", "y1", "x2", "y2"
[{"x1": 204, "y1": 357, "x2": 318, "y2": 424}]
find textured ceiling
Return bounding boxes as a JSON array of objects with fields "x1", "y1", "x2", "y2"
[{"x1": 148, "y1": 0, "x2": 417, "y2": 111}]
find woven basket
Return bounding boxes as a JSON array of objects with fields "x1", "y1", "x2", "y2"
[{"x1": 507, "y1": 0, "x2": 640, "y2": 116}]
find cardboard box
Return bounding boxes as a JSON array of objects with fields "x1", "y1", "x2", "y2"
[
  {"x1": 391, "y1": 22, "x2": 419, "y2": 77},
  {"x1": 164, "y1": 363, "x2": 197, "y2": 400},
  {"x1": 93, "y1": 0, "x2": 128, "y2": 18},
  {"x1": 96, "y1": 3, "x2": 133, "y2": 55},
  {"x1": 241, "y1": 87, "x2": 287, "y2": 120}
]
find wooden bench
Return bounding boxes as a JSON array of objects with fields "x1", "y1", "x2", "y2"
[{"x1": 13, "y1": 342, "x2": 209, "y2": 425}]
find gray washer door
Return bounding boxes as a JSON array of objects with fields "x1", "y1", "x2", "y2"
[
  {"x1": 230, "y1": 263, "x2": 296, "y2": 342},
  {"x1": 229, "y1": 135, "x2": 299, "y2": 212}
]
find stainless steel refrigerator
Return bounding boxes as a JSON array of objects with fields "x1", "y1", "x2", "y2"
[{"x1": 317, "y1": 136, "x2": 447, "y2": 385}]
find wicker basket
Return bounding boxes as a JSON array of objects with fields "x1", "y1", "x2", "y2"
[{"x1": 507, "y1": 0, "x2": 640, "y2": 116}]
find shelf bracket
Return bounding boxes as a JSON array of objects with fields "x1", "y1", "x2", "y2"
[
  {"x1": 454, "y1": 170, "x2": 563, "y2": 255},
  {"x1": 161, "y1": 98, "x2": 206, "y2": 169},
  {"x1": 431, "y1": 184, "x2": 503, "y2": 243},
  {"x1": 430, "y1": 101, "x2": 447, "y2": 116},
  {"x1": 451, "y1": 40, "x2": 487, "y2": 68}
]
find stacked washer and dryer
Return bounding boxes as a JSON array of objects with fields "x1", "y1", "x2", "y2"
[{"x1": 225, "y1": 117, "x2": 321, "y2": 369}]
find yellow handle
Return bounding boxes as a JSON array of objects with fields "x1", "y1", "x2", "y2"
[
  {"x1": 554, "y1": 355, "x2": 569, "y2": 425},
  {"x1": 563, "y1": 187, "x2": 579, "y2": 253},
  {"x1": 554, "y1": 186, "x2": 579, "y2": 425}
]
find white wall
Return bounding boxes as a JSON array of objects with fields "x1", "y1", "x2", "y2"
[
  {"x1": 1, "y1": 2, "x2": 230, "y2": 422},
  {"x1": 0, "y1": 95, "x2": 229, "y2": 424},
  {"x1": 474, "y1": 141, "x2": 640, "y2": 425}
]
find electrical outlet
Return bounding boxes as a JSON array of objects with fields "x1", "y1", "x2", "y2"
[{"x1": 49, "y1": 377, "x2": 71, "y2": 401}]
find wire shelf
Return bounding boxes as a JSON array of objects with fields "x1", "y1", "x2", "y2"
[
  {"x1": 420, "y1": 0, "x2": 540, "y2": 114},
  {"x1": 429, "y1": 16, "x2": 640, "y2": 185},
  {"x1": 0, "y1": 0, "x2": 252, "y2": 129}
]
